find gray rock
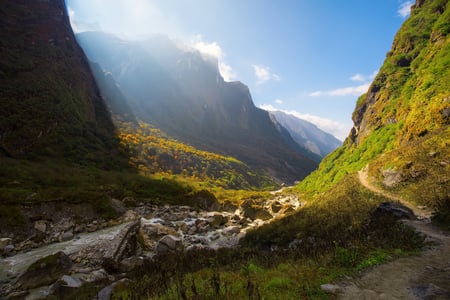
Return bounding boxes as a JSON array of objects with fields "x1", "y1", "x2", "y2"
[
  {"x1": 243, "y1": 206, "x2": 272, "y2": 221},
  {"x1": 374, "y1": 202, "x2": 414, "y2": 219},
  {"x1": 119, "y1": 256, "x2": 144, "y2": 273},
  {"x1": 86, "y1": 223, "x2": 98, "y2": 232},
  {"x1": 206, "y1": 213, "x2": 228, "y2": 228},
  {"x1": 320, "y1": 284, "x2": 342, "y2": 294},
  {"x1": 98, "y1": 279, "x2": 131, "y2": 300},
  {"x1": 0, "y1": 238, "x2": 13, "y2": 254},
  {"x1": 155, "y1": 235, "x2": 182, "y2": 255},
  {"x1": 34, "y1": 220, "x2": 47, "y2": 233},
  {"x1": 3, "y1": 244, "x2": 15, "y2": 255},
  {"x1": 412, "y1": 283, "x2": 450, "y2": 300},
  {"x1": 98, "y1": 284, "x2": 114, "y2": 300},
  {"x1": 85, "y1": 269, "x2": 109, "y2": 283},
  {"x1": 60, "y1": 275, "x2": 83, "y2": 288},
  {"x1": 59, "y1": 231, "x2": 74, "y2": 242},
  {"x1": 382, "y1": 169, "x2": 403, "y2": 187},
  {"x1": 16, "y1": 251, "x2": 72, "y2": 290},
  {"x1": 223, "y1": 226, "x2": 241, "y2": 235},
  {"x1": 111, "y1": 198, "x2": 126, "y2": 215}
]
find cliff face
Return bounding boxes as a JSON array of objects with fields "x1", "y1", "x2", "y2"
[
  {"x1": 351, "y1": 0, "x2": 449, "y2": 146},
  {"x1": 76, "y1": 32, "x2": 318, "y2": 183},
  {"x1": 0, "y1": 0, "x2": 120, "y2": 166}
]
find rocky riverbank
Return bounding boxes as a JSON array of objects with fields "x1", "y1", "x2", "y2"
[{"x1": 0, "y1": 192, "x2": 301, "y2": 299}]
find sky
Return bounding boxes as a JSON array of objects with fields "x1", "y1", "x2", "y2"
[{"x1": 66, "y1": 0, "x2": 415, "y2": 140}]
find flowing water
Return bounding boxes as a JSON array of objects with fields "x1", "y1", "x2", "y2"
[{"x1": 0, "y1": 222, "x2": 131, "y2": 282}]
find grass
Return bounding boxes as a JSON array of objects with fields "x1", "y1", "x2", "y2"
[{"x1": 72, "y1": 174, "x2": 422, "y2": 299}]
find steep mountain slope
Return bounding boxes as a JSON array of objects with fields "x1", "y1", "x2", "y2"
[
  {"x1": 76, "y1": 32, "x2": 318, "y2": 184},
  {"x1": 0, "y1": 0, "x2": 123, "y2": 167},
  {"x1": 300, "y1": 0, "x2": 449, "y2": 220},
  {"x1": 269, "y1": 110, "x2": 342, "y2": 158}
]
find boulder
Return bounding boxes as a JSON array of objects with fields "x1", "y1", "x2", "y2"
[
  {"x1": 194, "y1": 190, "x2": 220, "y2": 211},
  {"x1": 223, "y1": 226, "x2": 240, "y2": 236},
  {"x1": 3, "y1": 244, "x2": 15, "y2": 256},
  {"x1": 59, "y1": 231, "x2": 74, "y2": 242},
  {"x1": 412, "y1": 283, "x2": 450, "y2": 299},
  {"x1": 85, "y1": 269, "x2": 109, "y2": 283},
  {"x1": 270, "y1": 201, "x2": 283, "y2": 213},
  {"x1": 221, "y1": 201, "x2": 238, "y2": 213},
  {"x1": 155, "y1": 235, "x2": 182, "y2": 255},
  {"x1": 16, "y1": 251, "x2": 72, "y2": 290},
  {"x1": 111, "y1": 198, "x2": 126, "y2": 215},
  {"x1": 382, "y1": 169, "x2": 403, "y2": 187},
  {"x1": 86, "y1": 223, "x2": 98, "y2": 232},
  {"x1": 280, "y1": 206, "x2": 296, "y2": 215},
  {"x1": 49, "y1": 275, "x2": 83, "y2": 298},
  {"x1": 206, "y1": 213, "x2": 229, "y2": 228},
  {"x1": 243, "y1": 206, "x2": 272, "y2": 221},
  {"x1": 119, "y1": 256, "x2": 144, "y2": 273},
  {"x1": 141, "y1": 222, "x2": 178, "y2": 238},
  {"x1": 98, "y1": 279, "x2": 131, "y2": 300},
  {"x1": 374, "y1": 202, "x2": 414, "y2": 219},
  {"x1": 34, "y1": 220, "x2": 47, "y2": 233},
  {"x1": 0, "y1": 237, "x2": 12, "y2": 248}
]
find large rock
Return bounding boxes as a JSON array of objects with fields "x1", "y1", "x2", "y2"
[
  {"x1": 16, "y1": 251, "x2": 73, "y2": 290},
  {"x1": 243, "y1": 206, "x2": 272, "y2": 221},
  {"x1": 195, "y1": 190, "x2": 220, "y2": 211},
  {"x1": 34, "y1": 220, "x2": 47, "y2": 233},
  {"x1": 155, "y1": 235, "x2": 182, "y2": 255},
  {"x1": 0, "y1": 237, "x2": 13, "y2": 255},
  {"x1": 49, "y1": 275, "x2": 83, "y2": 298},
  {"x1": 382, "y1": 169, "x2": 403, "y2": 187},
  {"x1": 373, "y1": 202, "x2": 414, "y2": 219},
  {"x1": 270, "y1": 201, "x2": 283, "y2": 213},
  {"x1": 141, "y1": 222, "x2": 178, "y2": 238},
  {"x1": 221, "y1": 201, "x2": 238, "y2": 213},
  {"x1": 59, "y1": 231, "x2": 74, "y2": 242},
  {"x1": 206, "y1": 213, "x2": 229, "y2": 228}
]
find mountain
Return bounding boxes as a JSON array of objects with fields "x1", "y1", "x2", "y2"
[
  {"x1": 0, "y1": 0, "x2": 124, "y2": 167},
  {"x1": 269, "y1": 110, "x2": 342, "y2": 158},
  {"x1": 299, "y1": 0, "x2": 449, "y2": 221},
  {"x1": 76, "y1": 32, "x2": 318, "y2": 184}
]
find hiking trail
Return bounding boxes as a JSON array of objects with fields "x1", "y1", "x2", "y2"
[{"x1": 335, "y1": 168, "x2": 450, "y2": 300}]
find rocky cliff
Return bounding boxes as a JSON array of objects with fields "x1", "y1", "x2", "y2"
[{"x1": 0, "y1": 0, "x2": 122, "y2": 167}]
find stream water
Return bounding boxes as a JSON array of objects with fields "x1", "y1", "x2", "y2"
[{"x1": 0, "y1": 222, "x2": 131, "y2": 282}]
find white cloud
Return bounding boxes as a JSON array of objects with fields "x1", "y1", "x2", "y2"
[
  {"x1": 191, "y1": 35, "x2": 236, "y2": 82},
  {"x1": 398, "y1": 1, "x2": 414, "y2": 18},
  {"x1": 310, "y1": 83, "x2": 370, "y2": 97},
  {"x1": 350, "y1": 73, "x2": 365, "y2": 82},
  {"x1": 275, "y1": 99, "x2": 283, "y2": 104},
  {"x1": 259, "y1": 104, "x2": 350, "y2": 141},
  {"x1": 253, "y1": 65, "x2": 281, "y2": 84},
  {"x1": 350, "y1": 69, "x2": 378, "y2": 82}
]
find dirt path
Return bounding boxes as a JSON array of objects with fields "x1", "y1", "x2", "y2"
[{"x1": 336, "y1": 169, "x2": 450, "y2": 300}]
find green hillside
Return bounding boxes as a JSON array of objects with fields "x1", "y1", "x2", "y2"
[{"x1": 297, "y1": 0, "x2": 449, "y2": 224}]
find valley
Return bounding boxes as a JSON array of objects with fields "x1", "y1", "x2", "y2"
[{"x1": 0, "y1": 0, "x2": 449, "y2": 298}]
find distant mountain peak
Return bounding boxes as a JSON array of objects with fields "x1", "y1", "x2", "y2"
[
  {"x1": 268, "y1": 110, "x2": 342, "y2": 158},
  {"x1": 76, "y1": 31, "x2": 319, "y2": 183}
]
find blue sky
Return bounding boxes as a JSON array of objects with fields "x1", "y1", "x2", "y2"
[{"x1": 67, "y1": 0, "x2": 415, "y2": 140}]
